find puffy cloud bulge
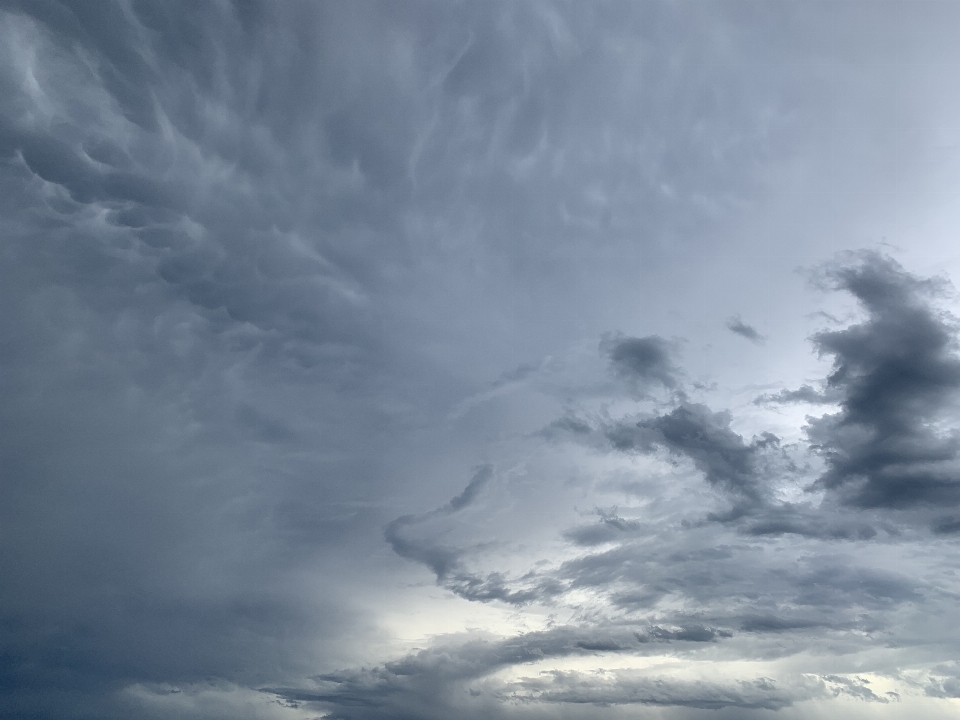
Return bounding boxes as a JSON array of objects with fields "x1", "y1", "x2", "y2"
[{"x1": 4, "y1": 2, "x2": 960, "y2": 720}]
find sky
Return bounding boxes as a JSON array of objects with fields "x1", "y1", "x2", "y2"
[{"x1": 6, "y1": 2, "x2": 960, "y2": 719}]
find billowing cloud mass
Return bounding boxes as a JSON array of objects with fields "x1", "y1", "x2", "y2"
[{"x1": 4, "y1": 2, "x2": 960, "y2": 720}]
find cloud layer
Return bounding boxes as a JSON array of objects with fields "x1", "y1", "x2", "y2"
[
  {"x1": 301, "y1": 253, "x2": 960, "y2": 718},
  {"x1": 5, "y1": 3, "x2": 960, "y2": 720}
]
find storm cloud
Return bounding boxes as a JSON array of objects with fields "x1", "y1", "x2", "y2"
[
  {"x1": 5, "y1": 2, "x2": 960, "y2": 720},
  {"x1": 805, "y1": 253, "x2": 960, "y2": 509}
]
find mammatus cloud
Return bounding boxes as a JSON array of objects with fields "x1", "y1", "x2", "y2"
[{"x1": 5, "y1": 1, "x2": 960, "y2": 719}]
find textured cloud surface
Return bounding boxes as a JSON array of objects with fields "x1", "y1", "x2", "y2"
[{"x1": 4, "y1": 2, "x2": 960, "y2": 719}]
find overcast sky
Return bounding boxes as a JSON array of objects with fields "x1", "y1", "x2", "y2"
[{"x1": 6, "y1": 2, "x2": 960, "y2": 719}]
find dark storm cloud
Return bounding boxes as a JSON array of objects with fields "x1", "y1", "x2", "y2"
[
  {"x1": 0, "y1": 1, "x2": 427, "y2": 716},
  {"x1": 570, "y1": 336, "x2": 792, "y2": 519},
  {"x1": 6, "y1": 0, "x2": 960, "y2": 718},
  {"x1": 1, "y1": 1, "x2": 384, "y2": 369},
  {"x1": 516, "y1": 253, "x2": 960, "y2": 696},
  {"x1": 480, "y1": 257, "x2": 951, "y2": 676},
  {"x1": 606, "y1": 403, "x2": 781, "y2": 510},
  {"x1": 932, "y1": 516, "x2": 960, "y2": 534},
  {"x1": 638, "y1": 406, "x2": 780, "y2": 507},
  {"x1": 595, "y1": 253, "x2": 960, "y2": 533},
  {"x1": 803, "y1": 253, "x2": 960, "y2": 509},
  {"x1": 727, "y1": 315, "x2": 765, "y2": 344}
]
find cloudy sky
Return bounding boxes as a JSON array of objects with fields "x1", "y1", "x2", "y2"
[{"x1": 6, "y1": 2, "x2": 960, "y2": 719}]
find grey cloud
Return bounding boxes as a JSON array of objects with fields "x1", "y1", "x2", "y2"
[
  {"x1": 548, "y1": 525, "x2": 923, "y2": 633},
  {"x1": 0, "y1": 3, "x2": 430, "y2": 715},
  {"x1": 448, "y1": 465, "x2": 494, "y2": 511},
  {"x1": 727, "y1": 315, "x2": 765, "y2": 344},
  {"x1": 754, "y1": 384, "x2": 836, "y2": 405},
  {"x1": 383, "y1": 474, "x2": 478, "y2": 581},
  {"x1": 13, "y1": 130, "x2": 187, "y2": 209},
  {"x1": 562, "y1": 508, "x2": 646, "y2": 547},
  {"x1": 738, "y1": 615, "x2": 830, "y2": 633},
  {"x1": 384, "y1": 466, "x2": 551, "y2": 604},
  {"x1": 508, "y1": 671, "x2": 802, "y2": 711},
  {"x1": 408, "y1": 256, "x2": 958, "y2": 704},
  {"x1": 740, "y1": 504, "x2": 878, "y2": 540},
  {"x1": 608, "y1": 403, "x2": 781, "y2": 509},
  {"x1": 1, "y1": 4, "x2": 381, "y2": 369},
  {"x1": 821, "y1": 675, "x2": 892, "y2": 703},
  {"x1": 804, "y1": 253, "x2": 960, "y2": 509},
  {"x1": 268, "y1": 626, "x2": 645, "y2": 718},
  {"x1": 634, "y1": 624, "x2": 732, "y2": 643},
  {"x1": 8, "y1": 1, "x2": 960, "y2": 718},
  {"x1": 602, "y1": 252, "x2": 960, "y2": 533},
  {"x1": 927, "y1": 678, "x2": 960, "y2": 698},
  {"x1": 270, "y1": 623, "x2": 747, "y2": 719},
  {"x1": 236, "y1": 403, "x2": 298, "y2": 444},
  {"x1": 932, "y1": 516, "x2": 960, "y2": 535},
  {"x1": 293, "y1": 506, "x2": 928, "y2": 713},
  {"x1": 789, "y1": 563, "x2": 923, "y2": 609},
  {"x1": 926, "y1": 664, "x2": 960, "y2": 698},
  {"x1": 546, "y1": 415, "x2": 594, "y2": 437},
  {"x1": 602, "y1": 334, "x2": 681, "y2": 392}
]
